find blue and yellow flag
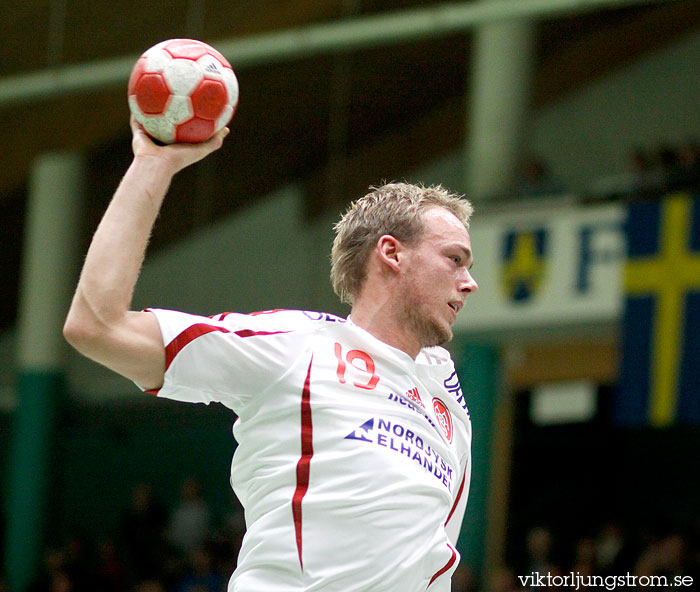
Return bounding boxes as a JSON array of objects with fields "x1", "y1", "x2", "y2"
[{"x1": 616, "y1": 193, "x2": 700, "y2": 427}]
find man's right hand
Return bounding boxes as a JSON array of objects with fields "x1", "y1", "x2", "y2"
[{"x1": 130, "y1": 117, "x2": 230, "y2": 176}]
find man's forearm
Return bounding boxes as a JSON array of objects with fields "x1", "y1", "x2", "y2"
[
  {"x1": 63, "y1": 123, "x2": 227, "y2": 385},
  {"x1": 66, "y1": 155, "x2": 174, "y2": 334}
]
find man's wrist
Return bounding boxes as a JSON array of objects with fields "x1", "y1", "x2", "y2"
[{"x1": 132, "y1": 153, "x2": 178, "y2": 179}]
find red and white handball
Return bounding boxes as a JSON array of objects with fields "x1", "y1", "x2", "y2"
[{"x1": 128, "y1": 39, "x2": 239, "y2": 144}]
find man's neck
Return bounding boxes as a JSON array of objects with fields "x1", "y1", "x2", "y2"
[{"x1": 349, "y1": 302, "x2": 421, "y2": 360}]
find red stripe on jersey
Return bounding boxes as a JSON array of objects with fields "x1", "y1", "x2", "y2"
[
  {"x1": 444, "y1": 469, "x2": 467, "y2": 526},
  {"x1": 292, "y1": 356, "x2": 314, "y2": 571},
  {"x1": 233, "y1": 329, "x2": 291, "y2": 338},
  {"x1": 164, "y1": 324, "x2": 231, "y2": 370},
  {"x1": 162, "y1": 324, "x2": 291, "y2": 372},
  {"x1": 428, "y1": 543, "x2": 457, "y2": 587}
]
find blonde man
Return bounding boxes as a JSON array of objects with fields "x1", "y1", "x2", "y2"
[{"x1": 65, "y1": 120, "x2": 478, "y2": 591}]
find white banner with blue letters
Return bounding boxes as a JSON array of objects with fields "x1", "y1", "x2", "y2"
[{"x1": 456, "y1": 200, "x2": 625, "y2": 335}]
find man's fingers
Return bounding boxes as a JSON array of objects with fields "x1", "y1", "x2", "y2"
[
  {"x1": 129, "y1": 116, "x2": 145, "y2": 136},
  {"x1": 189, "y1": 127, "x2": 230, "y2": 158},
  {"x1": 202, "y1": 127, "x2": 230, "y2": 150}
]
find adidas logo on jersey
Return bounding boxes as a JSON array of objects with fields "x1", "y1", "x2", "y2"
[{"x1": 405, "y1": 387, "x2": 425, "y2": 408}]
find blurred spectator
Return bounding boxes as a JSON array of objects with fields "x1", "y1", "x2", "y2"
[
  {"x1": 117, "y1": 483, "x2": 169, "y2": 581},
  {"x1": 214, "y1": 493, "x2": 245, "y2": 565},
  {"x1": 634, "y1": 530, "x2": 700, "y2": 587},
  {"x1": 628, "y1": 148, "x2": 665, "y2": 200},
  {"x1": 571, "y1": 536, "x2": 596, "y2": 578},
  {"x1": 131, "y1": 580, "x2": 165, "y2": 592},
  {"x1": 26, "y1": 547, "x2": 75, "y2": 592},
  {"x1": 511, "y1": 157, "x2": 566, "y2": 198},
  {"x1": 487, "y1": 566, "x2": 519, "y2": 592},
  {"x1": 174, "y1": 547, "x2": 226, "y2": 592},
  {"x1": 591, "y1": 147, "x2": 663, "y2": 200},
  {"x1": 658, "y1": 145, "x2": 680, "y2": 189},
  {"x1": 167, "y1": 477, "x2": 212, "y2": 555},
  {"x1": 94, "y1": 538, "x2": 128, "y2": 592},
  {"x1": 24, "y1": 508, "x2": 700, "y2": 592},
  {"x1": 668, "y1": 140, "x2": 700, "y2": 193},
  {"x1": 62, "y1": 530, "x2": 99, "y2": 591},
  {"x1": 658, "y1": 533, "x2": 689, "y2": 579},
  {"x1": 594, "y1": 521, "x2": 626, "y2": 574},
  {"x1": 525, "y1": 526, "x2": 554, "y2": 574},
  {"x1": 451, "y1": 564, "x2": 477, "y2": 592},
  {"x1": 593, "y1": 140, "x2": 700, "y2": 201},
  {"x1": 207, "y1": 527, "x2": 241, "y2": 584}
]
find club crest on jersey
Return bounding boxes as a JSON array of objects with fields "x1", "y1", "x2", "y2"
[
  {"x1": 405, "y1": 387, "x2": 425, "y2": 408},
  {"x1": 432, "y1": 398, "x2": 453, "y2": 443}
]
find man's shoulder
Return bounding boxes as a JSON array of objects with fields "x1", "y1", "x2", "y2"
[{"x1": 212, "y1": 309, "x2": 348, "y2": 332}]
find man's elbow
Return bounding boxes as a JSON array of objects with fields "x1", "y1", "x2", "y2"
[{"x1": 62, "y1": 313, "x2": 104, "y2": 355}]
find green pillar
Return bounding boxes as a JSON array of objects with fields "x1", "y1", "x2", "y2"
[
  {"x1": 5, "y1": 151, "x2": 84, "y2": 592},
  {"x1": 453, "y1": 342, "x2": 501, "y2": 577},
  {"x1": 465, "y1": 12, "x2": 535, "y2": 199}
]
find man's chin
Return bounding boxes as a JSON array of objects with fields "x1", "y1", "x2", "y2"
[
  {"x1": 401, "y1": 306, "x2": 453, "y2": 349},
  {"x1": 422, "y1": 324, "x2": 453, "y2": 349}
]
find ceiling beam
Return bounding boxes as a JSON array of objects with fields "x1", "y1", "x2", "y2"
[{"x1": 0, "y1": 0, "x2": 678, "y2": 108}]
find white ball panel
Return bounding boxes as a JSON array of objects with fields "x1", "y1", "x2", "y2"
[
  {"x1": 141, "y1": 117, "x2": 175, "y2": 144},
  {"x1": 165, "y1": 95, "x2": 193, "y2": 124},
  {"x1": 144, "y1": 49, "x2": 171, "y2": 73},
  {"x1": 215, "y1": 105, "x2": 234, "y2": 131},
  {"x1": 222, "y1": 70, "x2": 239, "y2": 106},
  {"x1": 164, "y1": 59, "x2": 203, "y2": 95},
  {"x1": 128, "y1": 96, "x2": 145, "y2": 120}
]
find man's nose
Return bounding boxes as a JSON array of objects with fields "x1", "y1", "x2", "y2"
[{"x1": 459, "y1": 270, "x2": 478, "y2": 294}]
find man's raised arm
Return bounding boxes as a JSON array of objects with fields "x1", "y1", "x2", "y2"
[{"x1": 63, "y1": 119, "x2": 229, "y2": 390}]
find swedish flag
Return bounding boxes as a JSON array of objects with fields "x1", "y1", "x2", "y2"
[{"x1": 616, "y1": 193, "x2": 700, "y2": 427}]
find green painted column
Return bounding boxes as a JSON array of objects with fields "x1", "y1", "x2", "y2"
[
  {"x1": 453, "y1": 341, "x2": 501, "y2": 577},
  {"x1": 465, "y1": 12, "x2": 535, "y2": 200},
  {"x1": 5, "y1": 151, "x2": 84, "y2": 592}
]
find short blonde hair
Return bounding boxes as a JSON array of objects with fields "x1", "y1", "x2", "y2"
[{"x1": 331, "y1": 182, "x2": 473, "y2": 305}]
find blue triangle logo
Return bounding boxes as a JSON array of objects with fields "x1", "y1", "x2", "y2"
[{"x1": 344, "y1": 418, "x2": 374, "y2": 442}]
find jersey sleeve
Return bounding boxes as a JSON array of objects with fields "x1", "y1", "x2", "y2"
[{"x1": 144, "y1": 308, "x2": 314, "y2": 412}]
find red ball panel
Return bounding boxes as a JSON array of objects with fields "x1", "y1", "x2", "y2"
[
  {"x1": 176, "y1": 117, "x2": 215, "y2": 143},
  {"x1": 127, "y1": 57, "x2": 147, "y2": 94},
  {"x1": 134, "y1": 73, "x2": 171, "y2": 114},
  {"x1": 164, "y1": 39, "x2": 209, "y2": 61},
  {"x1": 190, "y1": 79, "x2": 227, "y2": 120}
]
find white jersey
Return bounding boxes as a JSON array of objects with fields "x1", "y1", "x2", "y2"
[{"x1": 146, "y1": 308, "x2": 472, "y2": 592}]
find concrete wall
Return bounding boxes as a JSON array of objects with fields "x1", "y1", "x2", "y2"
[{"x1": 527, "y1": 28, "x2": 700, "y2": 193}]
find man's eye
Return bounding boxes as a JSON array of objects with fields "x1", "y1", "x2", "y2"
[{"x1": 450, "y1": 255, "x2": 461, "y2": 264}]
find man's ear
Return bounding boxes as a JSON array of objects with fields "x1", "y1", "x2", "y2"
[{"x1": 376, "y1": 235, "x2": 403, "y2": 273}]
